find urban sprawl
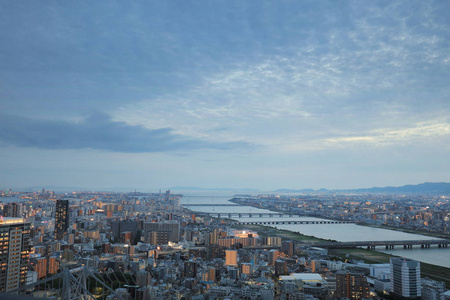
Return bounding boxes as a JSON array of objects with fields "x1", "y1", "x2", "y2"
[{"x1": 1, "y1": 189, "x2": 450, "y2": 300}]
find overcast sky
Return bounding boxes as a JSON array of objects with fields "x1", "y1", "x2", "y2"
[{"x1": 1, "y1": 1, "x2": 449, "y2": 191}]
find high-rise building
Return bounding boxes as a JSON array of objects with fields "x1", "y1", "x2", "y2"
[
  {"x1": 34, "y1": 257, "x2": 48, "y2": 279},
  {"x1": 268, "y1": 249, "x2": 280, "y2": 266},
  {"x1": 225, "y1": 250, "x2": 238, "y2": 266},
  {"x1": 111, "y1": 220, "x2": 138, "y2": 241},
  {"x1": 336, "y1": 271, "x2": 370, "y2": 300},
  {"x1": 207, "y1": 267, "x2": 216, "y2": 282},
  {"x1": 2, "y1": 203, "x2": 23, "y2": 218},
  {"x1": 390, "y1": 257, "x2": 421, "y2": 299},
  {"x1": 0, "y1": 218, "x2": 31, "y2": 292},
  {"x1": 54, "y1": 200, "x2": 69, "y2": 240},
  {"x1": 184, "y1": 261, "x2": 198, "y2": 278},
  {"x1": 242, "y1": 263, "x2": 253, "y2": 275},
  {"x1": 48, "y1": 256, "x2": 59, "y2": 275},
  {"x1": 149, "y1": 231, "x2": 169, "y2": 246},
  {"x1": 144, "y1": 221, "x2": 180, "y2": 243},
  {"x1": 207, "y1": 245, "x2": 226, "y2": 259},
  {"x1": 261, "y1": 236, "x2": 282, "y2": 246},
  {"x1": 281, "y1": 241, "x2": 295, "y2": 256},
  {"x1": 275, "y1": 260, "x2": 288, "y2": 275}
]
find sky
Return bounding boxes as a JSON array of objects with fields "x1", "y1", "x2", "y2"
[{"x1": 0, "y1": 1, "x2": 449, "y2": 191}]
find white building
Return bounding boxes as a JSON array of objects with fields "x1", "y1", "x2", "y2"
[{"x1": 390, "y1": 257, "x2": 421, "y2": 299}]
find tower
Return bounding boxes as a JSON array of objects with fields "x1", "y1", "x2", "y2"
[
  {"x1": 390, "y1": 257, "x2": 421, "y2": 299},
  {"x1": 0, "y1": 217, "x2": 31, "y2": 292},
  {"x1": 55, "y1": 200, "x2": 69, "y2": 240}
]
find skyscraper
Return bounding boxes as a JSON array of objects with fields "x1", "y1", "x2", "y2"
[
  {"x1": 55, "y1": 200, "x2": 69, "y2": 240},
  {"x1": 0, "y1": 217, "x2": 31, "y2": 292},
  {"x1": 390, "y1": 257, "x2": 421, "y2": 299}
]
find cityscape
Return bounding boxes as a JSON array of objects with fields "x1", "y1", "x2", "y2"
[
  {"x1": 1, "y1": 0, "x2": 450, "y2": 299},
  {"x1": 0, "y1": 185, "x2": 450, "y2": 299}
]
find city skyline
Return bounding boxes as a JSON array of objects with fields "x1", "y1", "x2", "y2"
[{"x1": 1, "y1": 1, "x2": 449, "y2": 190}]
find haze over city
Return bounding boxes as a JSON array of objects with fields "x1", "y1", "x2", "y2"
[{"x1": 1, "y1": 1, "x2": 449, "y2": 191}]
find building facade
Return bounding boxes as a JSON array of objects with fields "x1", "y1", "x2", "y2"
[
  {"x1": 336, "y1": 271, "x2": 370, "y2": 300},
  {"x1": 390, "y1": 257, "x2": 421, "y2": 299},
  {"x1": 54, "y1": 200, "x2": 69, "y2": 240},
  {"x1": 0, "y1": 218, "x2": 31, "y2": 292}
]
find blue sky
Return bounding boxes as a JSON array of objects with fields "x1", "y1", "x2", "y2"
[{"x1": 1, "y1": 1, "x2": 449, "y2": 191}]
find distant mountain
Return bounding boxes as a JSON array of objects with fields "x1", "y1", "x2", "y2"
[
  {"x1": 274, "y1": 188, "x2": 317, "y2": 193},
  {"x1": 23, "y1": 185, "x2": 83, "y2": 193},
  {"x1": 274, "y1": 182, "x2": 450, "y2": 195},
  {"x1": 170, "y1": 186, "x2": 260, "y2": 192},
  {"x1": 352, "y1": 182, "x2": 450, "y2": 194},
  {"x1": 170, "y1": 186, "x2": 202, "y2": 191}
]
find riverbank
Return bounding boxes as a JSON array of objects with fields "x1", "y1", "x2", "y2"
[
  {"x1": 329, "y1": 248, "x2": 450, "y2": 286},
  {"x1": 230, "y1": 197, "x2": 450, "y2": 240},
  {"x1": 231, "y1": 223, "x2": 332, "y2": 244},
  {"x1": 361, "y1": 223, "x2": 450, "y2": 240},
  {"x1": 233, "y1": 221, "x2": 450, "y2": 286},
  {"x1": 186, "y1": 200, "x2": 450, "y2": 284}
]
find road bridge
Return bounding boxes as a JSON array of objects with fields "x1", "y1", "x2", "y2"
[{"x1": 312, "y1": 239, "x2": 450, "y2": 249}]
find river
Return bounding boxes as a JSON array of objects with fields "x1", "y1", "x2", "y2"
[{"x1": 180, "y1": 192, "x2": 450, "y2": 268}]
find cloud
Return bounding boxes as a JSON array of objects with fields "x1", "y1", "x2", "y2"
[
  {"x1": 0, "y1": 113, "x2": 251, "y2": 153},
  {"x1": 323, "y1": 121, "x2": 450, "y2": 146}
]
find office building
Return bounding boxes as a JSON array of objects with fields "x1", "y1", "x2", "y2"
[
  {"x1": 0, "y1": 218, "x2": 31, "y2": 292},
  {"x1": 54, "y1": 200, "x2": 69, "y2": 240},
  {"x1": 390, "y1": 257, "x2": 421, "y2": 299},
  {"x1": 335, "y1": 271, "x2": 370, "y2": 300}
]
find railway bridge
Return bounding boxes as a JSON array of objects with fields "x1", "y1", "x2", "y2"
[
  {"x1": 236, "y1": 220, "x2": 353, "y2": 225},
  {"x1": 183, "y1": 204, "x2": 244, "y2": 207},
  {"x1": 312, "y1": 239, "x2": 450, "y2": 250},
  {"x1": 197, "y1": 212, "x2": 307, "y2": 218}
]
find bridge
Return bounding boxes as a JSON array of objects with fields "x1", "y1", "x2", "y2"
[
  {"x1": 312, "y1": 239, "x2": 450, "y2": 249},
  {"x1": 196, "y1": 212, "x2": 306, "y2": 218},
  {"x1": 183, "y1": 204, "x2": 244, "y2": 207},
  {"x1": 236, "y1": 220, "x2": 353, "y2": 225}
]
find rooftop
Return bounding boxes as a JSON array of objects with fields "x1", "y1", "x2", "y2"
[{"x1": 0, "y1": 217, "x2": 24, "y2": 225}]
